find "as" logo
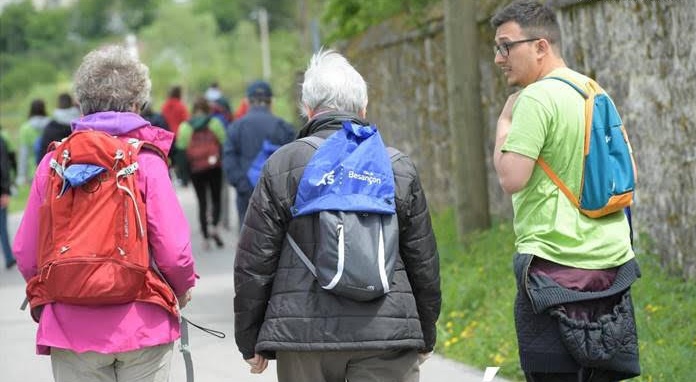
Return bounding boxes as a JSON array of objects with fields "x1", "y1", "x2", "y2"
[{"x1": 316, "y1": 170, "x2": 335, "y2": 186}]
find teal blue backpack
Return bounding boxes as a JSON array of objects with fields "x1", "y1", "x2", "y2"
[{"x1": 538, "y1": 76, "x2": 635, "y2": 218}]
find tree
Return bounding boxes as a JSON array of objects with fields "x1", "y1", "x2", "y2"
[
  {"x1": 71, "y1": 0, "x2": 111, "y2": 38},
  {"x1": 444, "y1": 0, "x2": 491, "y2": 235},
  {"x1": 25, "y1": 8, "x2": 70, "y2": 51},
  {"x1": 119, "y1": 0, "x2": 162, "y2": 32},
  {"x1": 321, "y1": 0, "x2": 437, "y2": 42},
  {"x1": 192, "y1": 0, "x2": 296, "y2": 34},
  {"x1": 0, "y1": 1, "x2": 35, "y2": 55}
]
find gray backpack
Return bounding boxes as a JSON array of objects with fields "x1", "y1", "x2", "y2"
[{"x1": 287, "y1": 135, "x2": 403, "y2": 301}]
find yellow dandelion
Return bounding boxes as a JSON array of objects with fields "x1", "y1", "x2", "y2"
[
  {"x1": 446, "y1": 321, "x2": 454, "y2": 329},
  {"x1": 644, "y1": 304, "x2": 661, "y2": 314},
  {"x1": 444, "y1": 340, "x2": 452, "y2": 348},
  {"x1": 492, "y1": 353, "x2": 505, "y2": 364}
]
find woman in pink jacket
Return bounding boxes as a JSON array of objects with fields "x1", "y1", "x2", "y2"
[{"x1": 13, "y1": 45, "x2": 196, "y2": 382}]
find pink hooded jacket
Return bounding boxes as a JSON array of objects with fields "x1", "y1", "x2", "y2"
[{"x1": 13, "y1": 112, "x2": 197, "y2": 355}]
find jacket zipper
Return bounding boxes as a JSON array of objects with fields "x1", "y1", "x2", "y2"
[{"x1": 41, "y1": 256, "x2": 145, "y2": 281}]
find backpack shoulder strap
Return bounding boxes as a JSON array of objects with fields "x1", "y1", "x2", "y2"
[
  {"x1": 297, "y1": 135, "x2": 324, "y2": 149},
  {"x1": 128, "y1": 139, "x2": 168, "y2": 163},
  {"x1": 544, "y1": 76, "x2": 589, "y2": 99},
  {"x1": 536, "y1": 157, "x2": 580, "y2": 207},
  {"x1": 386, "y1": 147, "x2": 404, "y2": 163}
]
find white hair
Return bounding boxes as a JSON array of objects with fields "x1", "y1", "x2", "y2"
[
  {"x1": 301, "y1": 49, "x2": 368, "y2": 116},
  {"x1": 73, "y1": 45, "x2": 151, "y2": 115}
]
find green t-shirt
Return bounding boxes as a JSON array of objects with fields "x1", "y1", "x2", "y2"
[{"x1": 501, "y1": 67, "x2": 634, "y2": 269}]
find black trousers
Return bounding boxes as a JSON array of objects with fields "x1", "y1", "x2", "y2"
[
  {"x1": 190, "y1": 167, "x2": 223, "y2": 238},
  {"x1": 235, "y1": 189, "x2": 252, "y2": 231}
]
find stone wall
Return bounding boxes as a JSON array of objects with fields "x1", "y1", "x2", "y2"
[{"x1": 343, "y1": 1, "x2": 696, "y2": 278}]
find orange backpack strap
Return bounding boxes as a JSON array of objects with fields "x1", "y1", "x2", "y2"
[
  {"x1": 536, "y1": 157, "x2": 580, "y2": 207},
  {"x1": 537, "y1": 75, "x2": 596, "y2": 209}
]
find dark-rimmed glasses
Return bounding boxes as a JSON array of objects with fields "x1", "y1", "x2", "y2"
[{"x1": 493, "y1": 38, "x2": 540, "y2": 57}]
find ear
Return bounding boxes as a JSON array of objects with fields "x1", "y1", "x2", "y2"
[
  {"x1": 304, "y1": 105, "x2": 315, "y2": 119},
  {"x1": 536, "y1": 39, "x2": 551, "y2": 58}
]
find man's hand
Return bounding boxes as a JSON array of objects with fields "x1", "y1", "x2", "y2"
[
  {"x1": 177, "y1": 289, "x2": 192, "y2": 309},
  {"x1": 417, "y1": 351, "x2": 433, "y2": 365},
  {"x1": 245, "y1": 354, "x2": 268, "y2": 374}
]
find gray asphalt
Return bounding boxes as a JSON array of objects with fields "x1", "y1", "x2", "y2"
[{"x1": 0, "y1": 184, "x2": 509, "y2": 382}]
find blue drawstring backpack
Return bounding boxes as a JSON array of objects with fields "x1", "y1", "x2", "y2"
[{"x1": 287, "y1": 121, "x2": 401, "y2": 301}]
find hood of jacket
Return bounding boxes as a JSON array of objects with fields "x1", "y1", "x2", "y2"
[
  {"x1": 52, "y1": 107, "x2": 81, "y2": 125},
  {"x1": 28, "y1": 116, "x2": 51, "y2": 130},
  {"x1": 188, "y1": 115, "x2": 211, "y2": 131},
  {"x1": 297, "y1": 109, "x2": 368, "y2": 139},
  {"x1": 72, "y1": 111, "x2": 174, "y2": 156}
]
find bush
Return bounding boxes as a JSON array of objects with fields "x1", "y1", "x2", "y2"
[{"x1": 0, "y1": 59, "x2": 58, "y2": 101}]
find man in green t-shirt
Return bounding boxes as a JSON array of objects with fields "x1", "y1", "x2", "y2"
[{"x1": 491, "y1": 1, "x2": 640, "y2": 381}]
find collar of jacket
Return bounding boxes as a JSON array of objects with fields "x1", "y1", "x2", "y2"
[{"x1": 297, "y1": 110, "x2": 368, "y2": 139}]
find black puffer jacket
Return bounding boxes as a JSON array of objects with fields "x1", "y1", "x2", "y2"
[{"x1": 234, "y1": 111, "x2": 441, "y2": 360}]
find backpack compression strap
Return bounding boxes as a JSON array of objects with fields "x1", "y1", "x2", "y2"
[{"x1": 298, "y1": 135, "x2": 404, "y2": 162}]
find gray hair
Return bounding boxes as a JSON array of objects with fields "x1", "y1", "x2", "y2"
[
  {"x1": 301, "y1": 49, "x2": 368, "y2": 116},
  {"x1": 73, "y1": 45, "x2": 151, "y2": 115}
]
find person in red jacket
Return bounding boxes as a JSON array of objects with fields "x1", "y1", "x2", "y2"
[
  {"x1": 161, "y1": 85, "x2": 191, "y2": 186},
  {"x1": 161, "y1": 86, "x2": 188, "y2": 136}
]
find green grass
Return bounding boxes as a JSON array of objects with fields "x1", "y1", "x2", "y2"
[{"x1": 432, "y1": 209, "x2": 696, "y2": 381}]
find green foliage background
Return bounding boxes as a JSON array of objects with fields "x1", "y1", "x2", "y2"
[
  {"x1": 0, "y1": 0, "x2": 441, "y2": 134},
  {"x1": 0, "y1": 0, "x2": 308, "y2": 134}
]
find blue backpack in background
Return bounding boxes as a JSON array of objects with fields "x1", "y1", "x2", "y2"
[
  {"x1": 287, "y1": 121, "x2": 401, "y2": 302},
  {"x1": 247, "y1": 139, "x2": 280, "y2": 187},
  {"x1": 538, "y1": 76, "x2": 636, "y2": 218}
]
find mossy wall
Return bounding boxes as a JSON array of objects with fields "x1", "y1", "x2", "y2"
[{"x1": 343, "y1": 1, "x2": 696, "y2": 278}]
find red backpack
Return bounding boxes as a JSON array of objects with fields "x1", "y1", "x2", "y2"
[
  {"x1": 25, "y1": 131, "x2": 178, "y2": 317},
  {"x1": 186, "y1": 126, "x2": 221, "y2": 173}
]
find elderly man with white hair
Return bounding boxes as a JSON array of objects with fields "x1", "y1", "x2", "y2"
[{"x1": 233, "y1": 49, "x2": 441, "y2": 382}]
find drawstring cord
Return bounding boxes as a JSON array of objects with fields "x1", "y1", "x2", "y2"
[
  {"x1": 182, "y1": 316, "x2": 226, "y2": 339},
  {"x1": 115, "y1": 162, "x2": 145, "y2": 238}
]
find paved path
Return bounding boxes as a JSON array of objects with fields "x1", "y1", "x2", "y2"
[{"x1": 0, "y1": 185, "x2": 508, "y2": 382}]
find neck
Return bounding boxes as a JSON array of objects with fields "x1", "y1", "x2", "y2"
[{"x1": 535, "y1": 56, "x2": 567, "y2": 82}]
